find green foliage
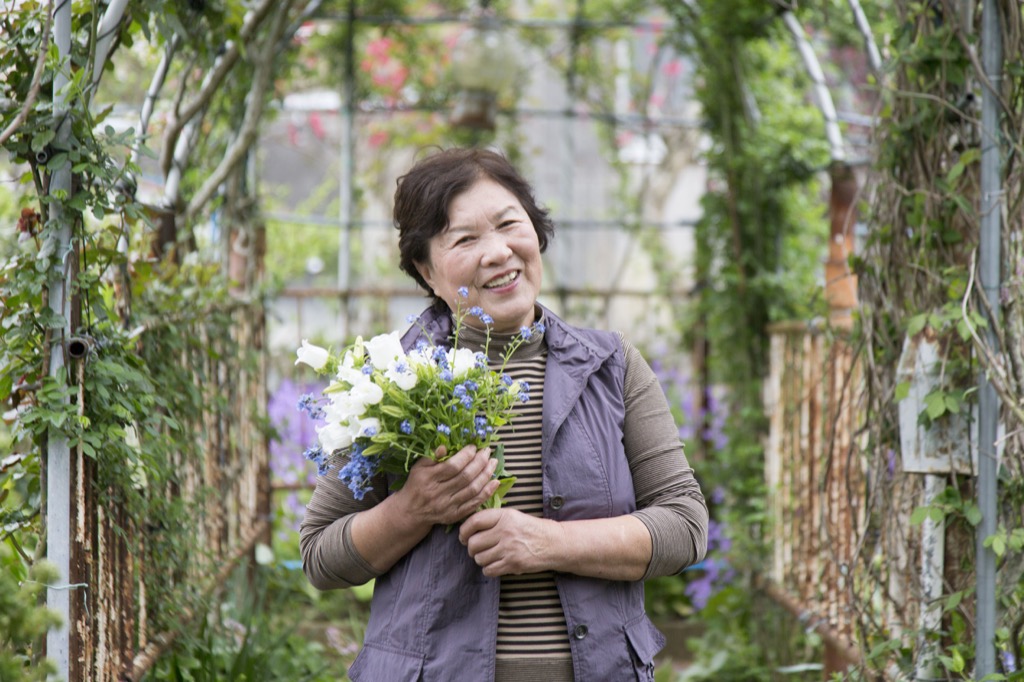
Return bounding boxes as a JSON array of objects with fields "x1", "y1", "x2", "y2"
[
  {"x1": 675, "y1": 586, "x2": 822, "y2": 682},
  {"x1": 855, "y1": 0, "x2": 1024, "y2": 676},
  {"x1": 909, "y1": 483, "x2": 982, "y2": 528},
  {"x1": 144, "y1": 563, "x2": 354, "y2": 682},
  {"x1": 2, "y1": 0, "x2": 286, "y2": 667},
  {"x1": 0, "y1": 545, "x2": 61, "y2": 681},
  {"x1": 644, "y1": 0, "x2": 837, "y2": 674}
]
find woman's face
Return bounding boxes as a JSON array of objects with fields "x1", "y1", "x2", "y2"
[{"x1": 416, "y1": 177, "x2": 543, "y2": 334}]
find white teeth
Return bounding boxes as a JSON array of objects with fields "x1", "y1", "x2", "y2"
[{"x1": 484, "y1": 271, "x2": 518, "y2": 288}]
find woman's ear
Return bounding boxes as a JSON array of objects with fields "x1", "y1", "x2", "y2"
[{"x1": 414, "y1": 260, "x2": 434, "y2": 292}]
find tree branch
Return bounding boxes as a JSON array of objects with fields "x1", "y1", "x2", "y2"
[
  {"x1": 185, "y1": 1, "x2": 297, "y2": 221},
  {"x1": 782, "y1": 10, "x2": 845, "y2": 163},
  {"x1": 158, "y1": 0, "x2": 278, "y2": 175},
  {"x1": 0, "y1": 0, "x2": 54, "y2": 147},
  {"x1": 89, "y1": 0, "x2": 130, "y2": 88},
  {"x1": 845, "y1": 0, "x2": 884, "y2": 81},
  {"x1": 131, "y1": 34, "x2": 180, "y2": 169}
]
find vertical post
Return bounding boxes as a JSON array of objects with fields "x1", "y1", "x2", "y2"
[
  {"x1": 825, "y1": 161, "x2": 858, "y2": 321},
  {"x1": 46, "y1": 0, "x2": 73, "y2": 677},
  {"x1": 916, "y1": 473, "x2": 946, "y2": 679},
  {"x1": 338, "y1": 0, "x2": 356, "y2": 336},
  {"x1": 975, "y1": 0, "x2": 1002, "y2": 676},
  {"x1": 556, "y1": 0, "x2": 583, "y2": 316}
]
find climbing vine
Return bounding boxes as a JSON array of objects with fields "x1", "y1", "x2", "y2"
[
  {"x1": 855, "y1": 1, "x2": 1024, "y2": 676},
  {"x1": 1, "y1": 0, "x2": 311, "y2": 676}
]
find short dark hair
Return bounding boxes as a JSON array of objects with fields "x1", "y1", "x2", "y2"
[{"x1": 394, "y1": 148, "x2": 554, "y2": 304}]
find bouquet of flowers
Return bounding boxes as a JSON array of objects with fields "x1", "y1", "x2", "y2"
[{"x1": 294, "y1": 292, "x2": 543, "y2": 509}]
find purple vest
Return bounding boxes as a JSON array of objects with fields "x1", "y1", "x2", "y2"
[{"x1": 346, "y1": 304, "x2": 665, "y2": 681}]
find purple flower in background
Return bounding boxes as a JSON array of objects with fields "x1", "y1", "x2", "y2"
[
  {"x1": 711, "y1": 486, "x2": 726, "y2": 506},
  {"x1": 269, "y1": 379, "x2": 327, "y2": 488},
  {"x1": 685, "y1": 558, "x2": 723, "y2": 610},
  {"x1": 887, "y1": 448, "x2": 897, "y2": 478},
  {"x1": 708, "y1": 519, "x2": 732, "y2": 553},
  {"x1": 1000, "y1": 650, "x2": 1017, "y2": 673}
]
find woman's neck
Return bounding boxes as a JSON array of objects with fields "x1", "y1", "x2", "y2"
[{"x1": 454, "y1": 306, "x2": 546, "y2": 362}]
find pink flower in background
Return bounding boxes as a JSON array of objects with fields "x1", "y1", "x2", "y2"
[
  {"x1": 368, "y1": 130, "x2": 389, "y2": 148},
  {"x1": 366, "y1": 37, "x2": 394, "y2": 61}
]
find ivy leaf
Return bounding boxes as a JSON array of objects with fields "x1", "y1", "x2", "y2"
[
  {"x1": 984, "y1": 533, "x2": 1006, "y2": 557},
  {"x1": 894, "y1": 381, "x2": 910, "y2": 402},
  {"x1": 31, "y1": 128, "x2": 55, "y2": 152},
  {"x1": 910, "y1": 506, "x2": 942, "y2": 525},
  {"x1": 944, "y1": 590, "x2": 963, "y2": 612},
  {"x1": 964, "y1": 504, "x2": 982, "y2": 526},
  {"x1": 907, "y1": 313, "x2": 928, "y2": 337},
  {"x1": 924, "y1": 391, "x2": 947, "y2": 420}
]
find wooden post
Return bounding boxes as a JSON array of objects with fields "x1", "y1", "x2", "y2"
[{"x1": 825, "y1": 162, "x2": 858, "y2": 319}]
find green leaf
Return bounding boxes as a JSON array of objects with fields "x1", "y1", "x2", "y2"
[
  {"x1": 894, "y1": 381, "x2": 910, "y2": 402},
  {"x1": 924, "y1": 392, "x2": 947, "y2": 420},
  {"x1": 907, "y1": 313, "x2": 928, "y2": 337},
  {"x1": 964, "y1": 504, "x2": 982, "y2": 526},
  {"x1": 944, "y1": 590, "x2": 963, "y2": 612},
  {"x1": 984, "y1": 533, "x2": 1006, "y2": 557},
  {"x1": 379, "y1": 405, "x2": 405, "y2": 418},
  {"x1": 0, "y1": 373, "x2": 11, "y2": 402},
  {"x1": 910, "y1": 506, "x2": 930, "y2": 525},
  {"x1": 32, "y1": 129, "x2": 55, "y2": 152}
]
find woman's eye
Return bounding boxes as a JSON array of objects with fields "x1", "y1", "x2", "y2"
[
  {"x1": 499, "y1": 220, "x2": 517, "y2": 229},
  {"x1": 455, "y1": 235, "x2": 474, "y2": 246}
]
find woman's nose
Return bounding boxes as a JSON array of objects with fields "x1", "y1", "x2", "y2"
[{"x1": 479, "y1": 231, "x2": 513, "y2": 265}]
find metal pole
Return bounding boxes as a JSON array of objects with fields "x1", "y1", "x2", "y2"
[
  {"x1": 338, "y1": 0, "x2": 356, "y2": 336},
  {"x1": 46, "y1": 0, "x2": 74, "y2": 677},
  {"x1": 975, "y1": 0, "x2": 1002, "y2": 676},
  {"x1": 556, "y1": 0, "x2": 583, "y2": 315}
]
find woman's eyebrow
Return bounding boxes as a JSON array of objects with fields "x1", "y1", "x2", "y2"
[{"x1": 447, "y1": 205, "x2": 521, "y2": 234}]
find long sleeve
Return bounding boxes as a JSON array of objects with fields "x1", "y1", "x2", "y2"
[
  {"x1": 299, "y1": 454, "x2": 387, "y2": 590},
  {"x1": 620, "y1": 336, "x2": 709, "y2": 579}
]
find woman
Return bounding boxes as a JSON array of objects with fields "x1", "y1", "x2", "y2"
[{"x1": 300, "y1": 148, "x2": 708, "y2": 681}]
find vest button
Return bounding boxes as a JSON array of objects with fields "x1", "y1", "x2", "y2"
[
  {"x1": 550, "y1": 495, "x2": 565, "y2": 510},
  {"x1": 573, "y1": 624, "x2": 589, "y2": 640}
]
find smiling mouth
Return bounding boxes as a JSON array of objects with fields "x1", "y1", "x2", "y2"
[{"x1": 484, "y1": 271, "x2": 519, "y2": 289}]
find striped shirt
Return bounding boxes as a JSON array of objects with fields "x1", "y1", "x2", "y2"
[{"x1": 492, "y1": 351, "x2": 571, "y2": 662}]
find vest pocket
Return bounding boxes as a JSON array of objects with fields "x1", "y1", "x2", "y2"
[
  {"x1": 347, "y1": 642, "x2": 425, "y2": 681},
  {"x1": 624, "y1": 616, "x2": 666, "y2": 682}
]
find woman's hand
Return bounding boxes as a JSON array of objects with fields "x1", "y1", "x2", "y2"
[
  {"x1": 459, "y1": 510, "x2": 655, "y2": 581},
  {"x1": 458, "y1": 508, "x2": 558, "y2": 577},
  {"x1": 396, "y1": 444, "x2": 501, "y2": 528}
]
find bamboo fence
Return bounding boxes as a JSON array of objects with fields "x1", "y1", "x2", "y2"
[
  {"x1": 764, "y1": 319, "x2": 866, "y2": 663},
  {"x1": 59, "y1": 302, "x2": 271, "y2": 681}
]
